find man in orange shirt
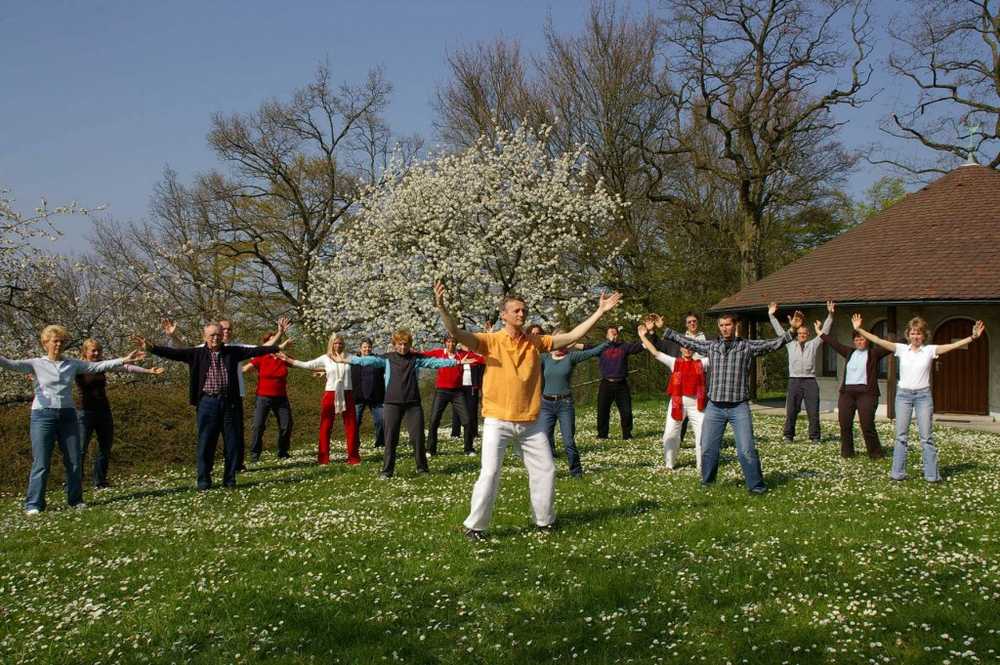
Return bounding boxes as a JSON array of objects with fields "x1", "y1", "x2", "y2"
[{"x1": 433, "y1": 281, "x2": 622, "y2": 540}]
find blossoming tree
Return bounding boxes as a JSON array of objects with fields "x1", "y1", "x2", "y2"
[{"x1": 306, "y1": 125, "x2": 626, "y2": 343}]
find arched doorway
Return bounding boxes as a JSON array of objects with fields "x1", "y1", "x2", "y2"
[{"x1": 932, "y1": 318, "x2": 989, "y2": 415}]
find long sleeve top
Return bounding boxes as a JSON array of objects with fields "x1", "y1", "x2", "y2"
[
  {"x1": 598, "y1": 340, "x2": 644, "y2": 380},
  {"x1": 820, "y1": 334, "x2": 891, "y2": 396},
  {"x1": 769, "y1": 313, "x2": 832, "y2": 378},
  {"x1": 0, "y1": 356, "x2": 125, "y2": 410},
  {"x1": 423, "y1": 348, "x2": 485, "y2": 390},
  {"x1": 540, "y1": 342, "x2": 608, "y2": 397},
  {"x1": 149, "y1": 343, "x2": 276, "y2": 406},
  {"x1": 663, "y1": 328, "x2": 792, "y2": 403},
  {"x1": 652, "y1": 331, "x2": 707, "y2": 359},
  {"x1": 350, "y1": 352, "x2": 456, "y2": 404},
  {"x1": 289, "y1": 354, "x2": 354, "y2": 414},
  {"x1": 75, "y1": 364, "x2": 158, "y2": 411},
  {"x1": 350, "y1": 359, "x2": 386, "y2": 404}
]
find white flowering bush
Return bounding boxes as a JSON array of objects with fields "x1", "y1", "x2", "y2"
[{"x1": 307, "y1": 125, "x2": 626, "y2": 342}]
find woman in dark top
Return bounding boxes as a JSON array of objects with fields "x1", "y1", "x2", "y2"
[
  {"x1": 816, "y1": 320, "x2": 890, "y2": 459},
  {"x1": 76, "y1": 338, "x2": 163, "y2": 488}
]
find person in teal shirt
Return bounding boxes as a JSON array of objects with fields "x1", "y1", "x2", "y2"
[{"x1": 539, "y1": 334, "x2": 608, "y2": 477}]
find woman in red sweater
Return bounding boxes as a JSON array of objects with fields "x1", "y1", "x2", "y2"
[{"x1": 243, "y1": 333, "x2": 295, "y2": 462}]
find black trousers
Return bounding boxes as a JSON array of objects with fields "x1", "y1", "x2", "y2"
[
  {"x1": 78, "y1": 408, "x2": 114, "y2": 487},
  {"x1": 428, "y1": 389, "x2": 474, "y2": 454},
  {"x1": 597, "y1": 379, "x2": 633, "y2": 439},
  {"x1": 250, "y1": 396, "x2": 293, "y2": 458},
  {"x1": 837, "y1": 388, "x2": 883, "y2": 459},
  {"x1": 450, "y1": 387, "x2": 480, "y2": 440},
  {"x1": 234, "y1": 397, "x2": 247, "y2": 468},
  {"x1": 196, "y1": 394, "x2": 241, "y2": 488},
  {"x1": 382, "y1": 402, "x2": 428, "y2": 476},
  {"x1": 784, "y1": 377, "x2": 821, "y2": 441}
]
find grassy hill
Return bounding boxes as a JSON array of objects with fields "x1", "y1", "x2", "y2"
[{"x1": 2, "y1": 391, "x2": 999, "y2": 664}]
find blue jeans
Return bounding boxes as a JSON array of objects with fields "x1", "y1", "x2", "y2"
[
  {"x1": 27, "y1": 408, "x2": 83, "y2": 511},
  {"x1": 539, "y1": 395, "x2": 582, "y2": 476},
  {"x1": 699, "y1": 401, "x2": 765, "y2": 492},
  {"x1": 355, "y1": 401, "x2": 385, "y2": 448},
  {"x1": 892, "y1": 387, "x2": 938, "y2": 481},
  {"x1": 196, "y1": 395, "x2": 241, "y2": 489}
]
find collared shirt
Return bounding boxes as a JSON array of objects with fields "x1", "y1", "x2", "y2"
[
  {"x1": 202, "y1": 350, "x2": 228, "y2": 394},
  {"x1": 0, "y1": 356, "x2": 124, "y2": 410},
  {"x1": 472, "y1": 330, "x2": 553, "y2": 422},
  {"x1": 844, "y1": 349, "x2": 868, "y2": 385},
  {"x1": 769, "y1": 313, "x2": 832, "y2": 378},
  {"x1": 663, "y1": 328, "x2": 792, "y2": 403}
]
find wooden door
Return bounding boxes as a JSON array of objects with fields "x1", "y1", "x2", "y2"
[{"x1": 932, "y1": 319, "x2": 989, "y2": 415}]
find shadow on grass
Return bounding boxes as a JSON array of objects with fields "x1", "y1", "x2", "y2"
[
  {"x1": 940, "y1": 462, "x2": 979, "y2": 478},
  {"x1": 490, "y1": 498, "x2": 662, "y2": 538},
  {"x1": 91, "y1": 484, "x2": 194, "y2": 505}
]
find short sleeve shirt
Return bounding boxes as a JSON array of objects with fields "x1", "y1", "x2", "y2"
[
  {"x1": 473, "y1": 330, "x2": 553, "y2": 422},
  {"x1": 894, "y1": 343, "x2": 938, "y2": 391}
]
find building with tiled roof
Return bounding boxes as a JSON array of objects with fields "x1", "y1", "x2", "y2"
[{"x1": 707, "y1": 164, "x2": 998, "y2": 418}]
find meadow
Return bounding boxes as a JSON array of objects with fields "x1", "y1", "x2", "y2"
[{"x1": 1, "y1": 395, "x2": 999, "y2": 664}]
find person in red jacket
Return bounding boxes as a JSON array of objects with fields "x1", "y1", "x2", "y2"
[
  {"x1": 243, "y1": 333, "x2": 295, "y2": 461},
  {"x1": 425, "y1": 335, "x2": 484, "y2": 456}
]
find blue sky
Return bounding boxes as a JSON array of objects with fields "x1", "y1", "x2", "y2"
[{"x1": 2, "y1": 1, "x2": 919, "y2": 253}]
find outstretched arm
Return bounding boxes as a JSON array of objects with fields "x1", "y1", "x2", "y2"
[
  {"x1": 936, "y1": 320, "x2": 986, "y2": 355},
  {"x1": 662, "y1": 328, "x2": 713, "y2": 356},
  {"x1": 767, "y1": 302, "x2": 785, "y2": 337},
  {"x1": 637, "y1": 324, "x2": 660, "y2": 357},
  {"x1": 433, "y1": 281, "x2": 482, "y2": 353},
  {"x1": 549, "y1": 291, "x2": 622, "y2": 350},
  {"x1": 851, "y1": 314, "x2": 896, "y2": 353}
]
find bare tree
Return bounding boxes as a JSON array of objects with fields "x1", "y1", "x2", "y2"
[
  {"x1": 878, "y1": 0, "x2": 1000, "y2": 171},
  {"x1": 646, "y1": 0, "x2": 874, "y2": 286}
]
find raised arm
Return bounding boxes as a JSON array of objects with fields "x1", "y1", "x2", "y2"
[
  {"x1": 820, "y1": 301, "x2": 834, "y2": 335},
  {"x1": 851, "y1": 314, "x2": 896, "y2": 353},
  {"x1": 261, "y1": 317, "x2": 291, "y2": 346},
  {"x1": 549, "y1": 290, "x2": 622, "y2": 350},
  {"x1": 568, "y1": 341, "x2": 608, "y2": 365},
  {"x1": 433, "y1": 281, "x2": 483, "y2": 352},
  {"x1": 936, "y1": 320, "x2": 986, "y2": 356},
  {"x1": 663, "y1": 328, "x2": 713, "y2": 356},
  {"x1": 818, "y1": 319, "x2": 854, "y2": 358},
  {"x1": 748, "y1": 330, "x2": 794, "y2": 357},
  {"x1": 767, "y1": 302, "x2": 785, "y2": 337},
  {"x1": 636, "y1": 325, "x2": 660, "y2": 358}
]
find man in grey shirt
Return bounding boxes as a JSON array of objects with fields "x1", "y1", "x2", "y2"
[{"x1": 769, "y1": 301, "x2": 833, "y2": 443}]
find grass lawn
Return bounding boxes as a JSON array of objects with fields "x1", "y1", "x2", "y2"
[{"x1": 1, "y1": 399, "x2": 999, "y2": 664}]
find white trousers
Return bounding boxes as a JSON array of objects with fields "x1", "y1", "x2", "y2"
[
  {"x1": 463, "y1": 417, "x2": 556, "y2": 531},
  {"x1": 662, "y1": 396, "x2": 704, "y2": 471}
]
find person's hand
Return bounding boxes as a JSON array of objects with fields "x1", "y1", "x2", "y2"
[
  {"x1": 768, "y1": 302, "x2": 778, "y2": 316},
  {"x1": 851, "y1": 313, "x2": 863, "y2": 330},
  {"x1": 123, "y1": 350, "x2": 146, "y2": 363},
  {"x1": 814, "y1": 320, "x2": 823, "y2": 336},
  {"x1": 972, "y1": 320, "x2": 986, "y2": 339},
  {"x1": 572, "y1": 343, "x2": 585, "y2": 350},
  {"x1": 637, "y1": 323, "x2": 648, "y2": 337},
  {"x1": 433, "y1": 280, "x2": 447, "y2": 309},
  {"x1": 312, "y1": 370, "x2": 325, "y2": 378},
  {"x1": 130, "y1": 334, "x2": 148, "y2": 350},
  {"x1": 150, "y1": 367, "x2": 166, "y2": 375},
  {"x1": 161, "y1": 318, "x2": 177, "y2": 336},
  {"x1": 826, "y1": 300, "x2": 835, "y2": 313},
  {"x1": 598, "y1": 291, "x2": 622, "y2": 314},
  {"x1": 274, "y1": 352, "x2": 290, "y2": 362},
  {"x1": 788, "y1": 310, "x2": 805, "y2": 329},
  {"x1": 276, "y1": 316, "x2": 292, "y2": 334}
]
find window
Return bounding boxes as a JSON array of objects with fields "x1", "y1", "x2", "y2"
[
  {"x1": 870, "y1": 320, "x2": 889, "y2": 379},
  {"x1": 821, "y1": 338, "x2": 838, "y2": 377}
]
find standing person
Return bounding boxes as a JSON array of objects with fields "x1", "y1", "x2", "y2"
[
  {"x1": 162, "y1": 317, "x2": 289, "y2": 470},
  {"x1": 425, "y1": 336, "x2": 484, "y2": 456},
  {"x1": 284, "y1": 334, "x2": 361, "y2": 465},
  {"x1": 647, "y1": 312, "x2": 708, "y2": 442},
  {"x1": 450, "y1": 341, "x2": 486, "y2": 444},
  {"x1": 133, "y1": 325, "x2": 277, "y2": 490},
  {"x1": 769, "y1": 301, "x2": 834, "y2": 443},
  {"x1": 1, "y1": 326, "x2": 146, "y2": 514},
  {"x1": 242, "y1": 333, "x2": 295, "y2": 462},
  {"x1": 663, "y1": 308, "x2": 799, "y2": 494},
  {"x1": 596, "y1": 326, "x2": 644, "y2": 440},
  {"x1": 434, "y1": 280, "x2": 622, "y2": 540},
  {"x1": 342, "y1": 330, "x2": 458, "y2": 478},
  {"x1": 351, "y1": 339, "x2": 386, "y2": 449},
  {"x1": 638, "y1": 324, "x2": 709, "y2": 472},
  {"x1": 539, "y1": 332, "x2": 608, "y2": 477},
  {"x1": 853, "y1": 315, "x2": 985, "y2": 482},
  {"x1": 76, "y1": 338, "x2": 164, "y2": 488},
  {"x1": 817, "y1": 318, "x2": 890, "y2": 459}
]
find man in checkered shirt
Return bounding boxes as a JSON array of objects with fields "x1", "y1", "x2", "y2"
[{"x1": 662, "y1": 306, "x2": 800, "y2": 494}]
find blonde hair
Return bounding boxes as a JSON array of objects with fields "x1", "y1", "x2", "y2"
[
  {"x1": 906, "y1": 317, "x2": 929, "y2": 342},
  {"x1": 81, "y1": 338, "x2": 102, "y2": 356},
  {"x1": 325, "y1": 333, "x2": 345, "y2": 357},
  {"x1": 391, "y1": 329, "x2": 413, "y2": 346},
  {"x1": 39, "y1": 325, "x2": 69, "y2": 345}
]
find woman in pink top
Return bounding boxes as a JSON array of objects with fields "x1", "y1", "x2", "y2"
[{"x1": 853, "y1": 315, "x2": 985, "y2": 482}]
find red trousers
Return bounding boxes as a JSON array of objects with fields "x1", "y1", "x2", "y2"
[{"x1": 318, "y1": 390, "x2": 360, "y2": 464}]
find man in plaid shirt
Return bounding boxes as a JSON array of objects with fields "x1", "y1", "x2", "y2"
[{"x1": 662, "y1": 306, "x2": 800, "y2": 494}]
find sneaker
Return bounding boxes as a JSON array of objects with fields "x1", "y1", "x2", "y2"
[
  {"x1": 463, "y1": 527, "x2": 486, "y2": 542},
  {"x1": 378, "y1": 473, "x2": 392, "y2": 481},
  {"x1": 24, "y1": 508, "x2": 40, "y2": 516},
  {"x1": 71, "y1": 502, "x2": 88, "y2": 510},
  {"x1": 783, "y1": 437, "x2": 794, "y2": 444},
  {"x1": 749, "y1": 487, "x2": 768, "y2": 496},
  {"x1": 536, "y1": 522, "x2": 558, "y2": 533},
  {"x1": 465, "y1": 450, "x2": 477, "y2": 457}
]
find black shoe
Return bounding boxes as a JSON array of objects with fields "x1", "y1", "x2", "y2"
[
  {"x1": 570, "y1": 471, "x2": 584, "y2": 479},
  {"x1": 749, "y1": 487, "x2": 768, "y2": 495},
  {"x1": 622, "y1": 435, "x2": 633, "y2": 440},
  {"x1": 536, "y1": 522, "x2": 558, "y2": 533},
  {"x1": 811, "y1": 439, "x2": 822, "y2": 445},
  {"x1": 196, "y1": 484, "x2": 212, "y2": 492},
  {"x1": 223, "y1": 482, "x2": 237, "y2": 490},
  {"x1": 378, "y1": 473, "x2": 392, "y2": 480},
  {"x1": 463, "y1": 528, "x2": 487, "y2": 542},
  {"x1": 415, "y1": 468, "x2": 429, "y2": 475},
  {"x1": 250, "y1": 455, "x2": 261, "y2": 463},
  {"x1": 277, "y1": 452, "x2": 290, "y2": 459},
  {"x1": 237, "y1": 465, "x2": 247, "y2": 472},
  {"x1": 783, "y1": 437, "x2": 794, "y2": 444}
]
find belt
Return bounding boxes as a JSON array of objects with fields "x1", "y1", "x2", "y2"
[{"x1": 542, "y1": 394, "x2": 572, "y2": 401}]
